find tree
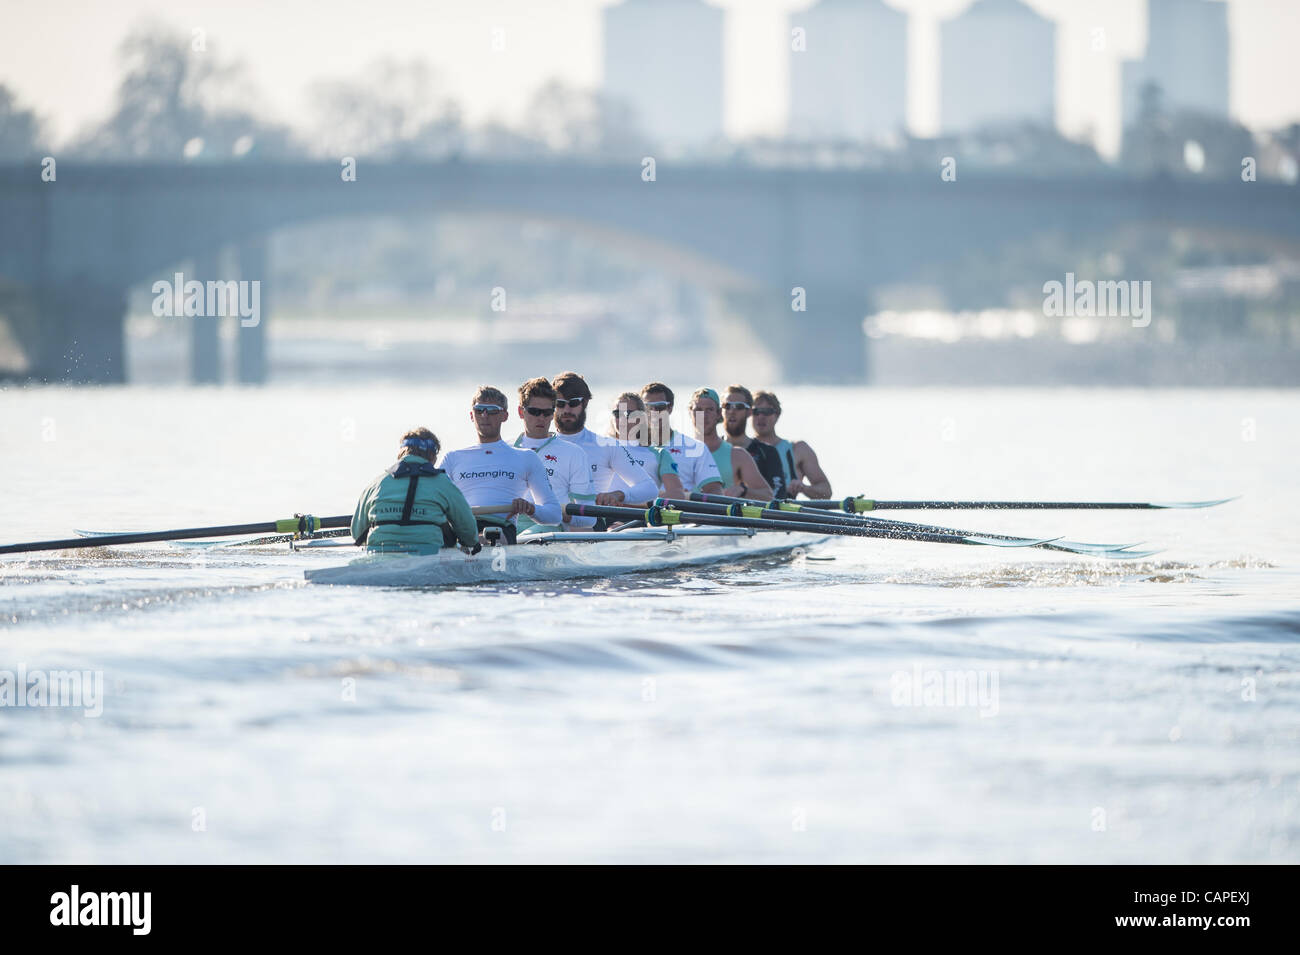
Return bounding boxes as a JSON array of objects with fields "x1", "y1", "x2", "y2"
[
  {"x1": 0, "y1": 85, "x2": 47, "y2": 159},
  {"x1": 71, "y1": 21, "x2": 298, "y2": 159},
  {"x1": 307, "y1": 59, "x2": 463, "y2": 158},
  {"x1": 522, "y1": 79, "x2": 650, "y2": 158}
]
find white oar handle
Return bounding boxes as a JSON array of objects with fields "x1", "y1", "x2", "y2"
[{"x1": 470, "y1": 505, "x2": 516, "y2": 515}]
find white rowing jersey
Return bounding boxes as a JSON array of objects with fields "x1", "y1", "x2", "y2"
[
  {"x1": 512, "y1": 433, "x2": 597, "y2": 529},
  {"x1": 619, "y1": 442, "x2": 678, "y2": 494},
  {"x1": 440, "y1": 440, "x2": 562, "y2": 525},
  {"x1": 558, "y1": 427, "x2": 659, "y2": 503},
  {"x1": 660, "y1": 432, "x2": 724, "y2": 493}
]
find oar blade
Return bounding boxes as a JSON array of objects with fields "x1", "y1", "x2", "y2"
[
  {"x1": 1149, "y1": 496, "x2": 1240, "y2": 509},
  {"x1": 962, "y1": 535, "x2": 1064, "y2": 548}
]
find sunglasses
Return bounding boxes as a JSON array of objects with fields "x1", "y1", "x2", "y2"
[
  {"x1": 645, "y1": 401, "x2": 671, "y2": 410},
  {"x1": 525, "y1": 406, "x2": 555, "y2": 417},
  {"x1": 724, "y1": 401, "x2": 751, "y2": 411},
  {"x1": 554, "y1": 397, "x2": 585, "y2": 409},
  {"x1": 752, "y1": 407, "x2": 778, "y2": 416},
  {"x1": 612, "y1": 408, "x2": 644, "y2": 417},
  {"x1": 473, "y1": 404, "x2": 505, "y2": 415}
]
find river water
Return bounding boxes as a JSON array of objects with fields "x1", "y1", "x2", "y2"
[{"x1": 1, "y1": 384, "x2": 1297, "y2": 862}]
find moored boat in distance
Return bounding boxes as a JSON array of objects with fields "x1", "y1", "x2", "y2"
[{"x1": 303, "y1": 526, "x2": 824, "y2": 587}]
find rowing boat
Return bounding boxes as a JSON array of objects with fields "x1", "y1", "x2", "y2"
[
  {"x1": 303, "y1": 526, "x2": 825, "y2": 587},
  {"x1": 1, "y1": 494, "x2": 1232, "y2": 588}
]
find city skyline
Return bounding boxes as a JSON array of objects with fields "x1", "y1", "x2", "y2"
[{"x1": 1, "y1": 0, "x2": 1297, "y2": 158}]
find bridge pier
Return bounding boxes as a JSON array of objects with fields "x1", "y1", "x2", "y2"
[
  {"x1": 725, "y1": 286, "x2": 871, "y2": 384},
  {"x1": 189, "y1": 252, "x2": 223, "y2": 384},
  {"x1": 788, "y1": 287, "x2": 870, "y2": 383},
  {"x1": 31, "y1": 280, "x2": 126, "y2": 384},
  {"x1": 234, "y1": 238, "x2": 268, "y2": 384}
]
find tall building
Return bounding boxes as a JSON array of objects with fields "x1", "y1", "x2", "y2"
[
  {"x1": 602, "y1": 0, "x2": 725, "y2": 150},
  {"x1": 788, "y1": 0, "x2": 908, "y2": 142},
  {"x1": 939, "y1": 0, "x2": 1056, "y2": 133},
  {"x1": 1121, "y1": 0, "x2": 1230, "y2": 126}
]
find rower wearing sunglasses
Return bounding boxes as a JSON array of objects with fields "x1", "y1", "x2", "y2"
[
  {"x1": 688, "y1": 387, "x2": 773, "y2": 501},
  {"x1": 439, "y1": 385, "x2": 563, "y2": 544},
  {"x1": 511, "y1": 376, "x2": 597, "y2": 534},
  {"x1": 551, "y1": 371, "x2": 660, "y2": 505},
  {"x1": 639, "y1": 382, "x2": 725, "y2": 494},
  {"x1": 747, "y1": 389, "x2": 833, "y2": 500},
  {"x1": 722, "y1": 384, "x2": 790, "y2": 498},
  {"x1": 607, "y1": 392, "x2": 686, "y2": 498}
]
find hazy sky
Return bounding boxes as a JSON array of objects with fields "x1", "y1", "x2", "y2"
[{"x1": 3, "y1": 0, "x2": 1297, "y2": 157}]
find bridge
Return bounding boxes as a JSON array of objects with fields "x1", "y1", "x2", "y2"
[{"x1": 1, "y1": 159, "x2": 1297, "y2": 383}]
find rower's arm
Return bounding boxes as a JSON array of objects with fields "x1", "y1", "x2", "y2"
[
  {"x1": 441, "y1": 478, "x2": 480, "y2": 548},
  {"x1": 660, "y1": 471, "x2": 686, "y2": 498},
  {"x1": 792, "y1": 441, "x2": 832, "y2": 499},
  {"x1": 729, "y1": 447, "x2": 774, "y2": 501},
  {"x1": 351, "y1": 479, "x2": 379, "y2": 544},
  {"x1": 694, "y1": 445, "x2": 725, "y2": 496},
  {"x1": 525, "y1": 455, "x2": 564, "y2": 525},
  {"x1": 610, "y1": 444, "x2": 659, "y2": 504}
]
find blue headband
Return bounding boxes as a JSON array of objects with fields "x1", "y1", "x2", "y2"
[{"x1": 402, "y1": 437, "x2": 438, "y2": 453}]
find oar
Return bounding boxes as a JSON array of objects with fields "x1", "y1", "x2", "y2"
[
  {"x1": 0, "y1": 506, "x2": 515, "y2": 556},
  {"x1": 682, "y1": 493, "x2": 1153, "y2": 557},
  {"x1": 792, "y1": 495, "x2": 1240, "y2": 514},
  {"x1": 567, "y1": 503, "x2": 1059, "y2": 548}
]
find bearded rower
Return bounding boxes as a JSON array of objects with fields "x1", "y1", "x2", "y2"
[
  {"x1": 722, "y1": 384, "x2": 789, "y2": 497},
  {"x1": 512, "y1": 376, "x2": 597, "y2": 534},
  {"x1": 551, "y1": 371, "x2": 660, "y2": 505},
  {"x1": 688, "y1": 387, "x2": 773, "y2": 501},
  {"x1": 748, "y1": 388, "x2": 832, "y2": 500},
  {"x1": 640, "y1": 381, "x2": 724, "y2": 494},
  {"x1": 607, "y1": 391, "x2": 686, "y2": 498},
  {"x1": 440, "y1": 385, "x2": 562, "y2": 544},
  {"x1": 351, "y1": 428, "x2": 479, "y2": 555}
]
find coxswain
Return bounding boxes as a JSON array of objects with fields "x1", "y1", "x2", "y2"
[{"x1": 351, "y1": 427, "x2": 478, "y2": 555}]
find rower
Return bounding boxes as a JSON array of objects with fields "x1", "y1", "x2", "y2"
[
  {"x1": 722, "y1": 384, "x2": 789, "y2": 497},
  {"x1": 607, "y1": 391, "x2": 686, "y2": 498},
  {"x1": 440, "y1": 385, "x2": 562, "y2": 545},
  {"x1": 512, "y1": 376, "x2": 597, "y2": 534},
  {"x1": 551, "y1": 371, "x2": 660, "y2": 505},
  {"x1": 689, "y1": 387, "x2": 773, "y2": 501},
  {"x1": 749, "y1": 389, "x2": 832, "y2": 500},
  {"x1": 639, "y1": 382, "x2": 724, "y2": 494},
  {"x1": 351, "y1": 427, "x2": 479, "y2": 555}
]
